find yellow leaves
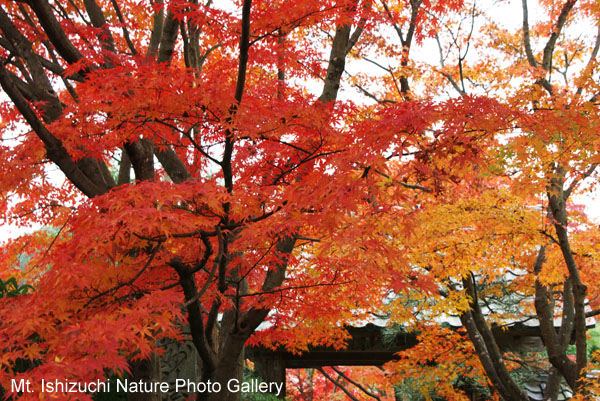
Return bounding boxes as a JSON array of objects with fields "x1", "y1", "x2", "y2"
[
  {"x1": 537, "y1": 245, "x2": 569, "y2": 286},
  {"x1": 403, "y1": 188, "x2": 542, "y2": 284},
  {"x1": 386, "y1": 326, "x2": 483, "y2": 400}
]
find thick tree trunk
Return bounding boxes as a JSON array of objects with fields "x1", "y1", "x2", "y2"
[
  {"x1": 203, "y1": 335, "x2": 246, "y2": 401},
  {"x1": 541, "y1": 166, "x2": 588, "y2": 393},
  {"x1": 254, "y1": 355, "x2": 286, "y2": 400},
  {"x1": 172, "y1": 0, "x2": 360, "y2": 396},
  {"x1": 254, "y1": 353, "x2": 288, "y2": 401},
  {"x1": 543, "y1": 367, "x2": 563, "y2": 401},
  {"x1": 128, "y1": 356, "x2": 161, "y2": 401},
  {"x1": 459, "y1": 275, "x2": 529, "y2": 401}
]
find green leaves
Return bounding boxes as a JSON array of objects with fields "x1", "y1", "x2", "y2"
[{"x1": 0, "y1": 277, "x2": 34, "y2": 299}]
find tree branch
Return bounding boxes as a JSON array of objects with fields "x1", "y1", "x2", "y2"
[
  {"x1": 521, "y1": 0, "x2": 537, "y2": 68},
  {"x1": 110, "y1": 0, "x2": 138, "y2": 55},
  {"x1": 26, "y1": 0, "x2": 83, "y2": 64},
  {"x1": 234, "y1": 0, "x2": 252, "y2": 104},
  {"x1": 317, "y1": 368, "x2": 361, "y2": 401},
  {"x1": 331, "y1": 367, "x2": 382, "y2": 401},
  {"x1": 542, "y1": 0, "x2": 576, "y2": 72},
  {"x1": 157, "y1": 10, "x2": 179, "y2": 63},
  {"x1": 462, "y1": 274, "x2": 528, "y2": 401},
  {"x1": 318, "y1": 0, "x2": 358, "y2": 103},
  {"x1": 0, "y1": 62, "x2": 107, "y2": 197}
]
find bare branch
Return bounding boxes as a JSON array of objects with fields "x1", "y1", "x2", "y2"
[
  {"x1": 171, "y1": 257, "x2": 217, "y2": 374},
  {"x1": 586, "y1": 308, "x2": 600, "y2": 318},
  {"x1": 565, "y1": 163, "x2": 598, "y2": 198},
  {"x1": 318, "y1": 0, "x2": 358, "y2": 103},
  {"x1": 372, "y1": 168, "x2": 432, "y2": 192},
  {"x1": 154, "y1": 146, "x2": 192, "y2": 183},
  {"x1": 379, "y1": 0, "x2": 404, "y2": 45},
  {"x1": 117, "y1": 149, "x2": 131, "y2": 185},
  {"x1": 0, "y1": 62, "x2": 107, "y2": 197},
  {"x1": 542, "y1": 0, "x2": 576, "y2": 72},
  {"x1": 27, "y1": 0, "x2": 83, "y2": 64},
  {"x1": 521, "y1": 0, "x2": 537, "y2": 68},
  {"x1": 82, "y1": 0, "x2": 116, "y2": 52},
  {"x1": 234, "y1": 0, "x2": 252, "y2": 103},
  {"x1": 147, "y1": 6, "x2": 164, "y2": 58},
  {"x1": 110, "y1": 0, "x2": 138, "y2": 55},
  {"x1": 345, "y1": 0, "x2": 371, "y2": 54}
]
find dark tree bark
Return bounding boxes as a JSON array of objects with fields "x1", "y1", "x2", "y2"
[
  {"x1": 459, "y1": 275, "x2": 529, "y2": 401},
  {"x1": 172, "y1": 2, "x2": 361, "y2": 398},
  {"x1": 536, "y1": 166, "x2": 588, "y2": 394},
  {"x1": 520, "y1": 1, "x2": 589, "y2": 396},
  {"x1": 0, "y1": 0, "x2": 195, "y2": 396},
  {"x1": 0, "y1": 1, "x2": 363, "y2": 400}
]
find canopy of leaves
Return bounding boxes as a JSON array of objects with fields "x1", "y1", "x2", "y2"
[{"x1": 0, "y1": 0, "x2": 599, "y2": 400}]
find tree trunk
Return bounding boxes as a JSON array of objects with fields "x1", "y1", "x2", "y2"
[
  {"x1": 254, "y1": 354, "x2": 287, "y2": 399},
  {"x1": 128, "y1": 355, "x2": 161, "y2": 401},
  {"x1": 459, "y1": 275, "x2": 529, "y2": 401}
]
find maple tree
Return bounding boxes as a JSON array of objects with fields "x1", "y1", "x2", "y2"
[
  {"x1": 0, "y1": 0, "x2": 599, "y2": 401},
  {"x1": 280, "y1": 0, "x2": 600, "y2": 399},
  {"x1": 0, "y1": 0, "x2": 451, "y2": 400},
  {"x1": 370, "y1": 0, "x2": 600, "y2": 399}
]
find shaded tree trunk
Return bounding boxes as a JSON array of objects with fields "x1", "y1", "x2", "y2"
[
  {"x1": 457, "y1": 274, "x2": 529, "y2": 401},
  {"x1": 128, "y1": 356, "x2": 161, "y2": 401}
]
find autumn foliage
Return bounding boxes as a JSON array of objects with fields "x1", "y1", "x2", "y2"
[{"x1": 1, "y1": 0, "x2": 599, "y2": 400}]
